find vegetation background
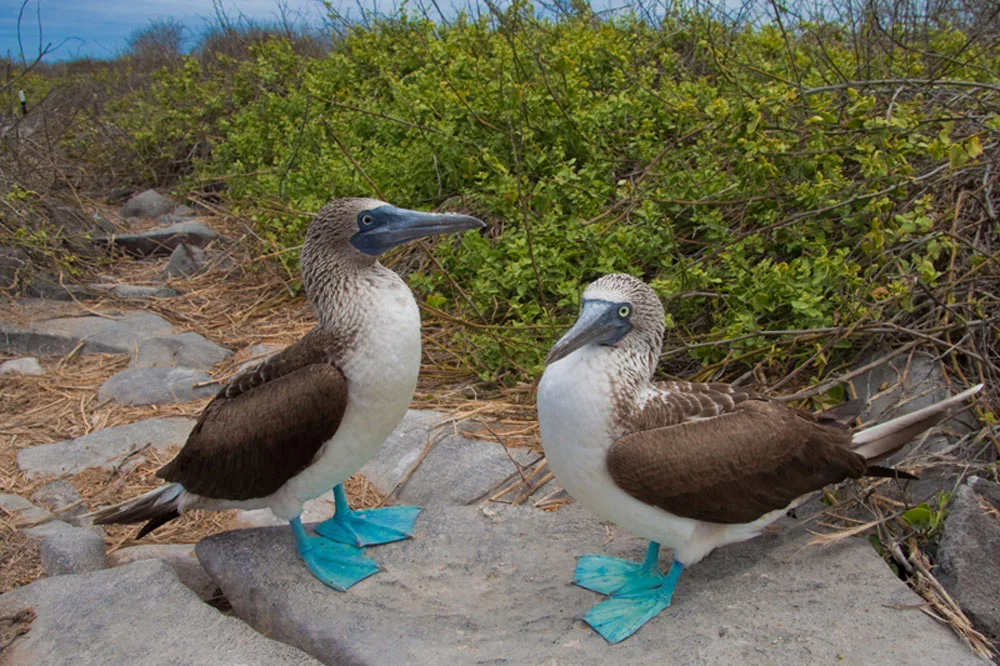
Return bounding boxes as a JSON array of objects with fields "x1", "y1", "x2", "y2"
[{"x1": 2, "y1": 0, "x2": 997, "y2": 402}]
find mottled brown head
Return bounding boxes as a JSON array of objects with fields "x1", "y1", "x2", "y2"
[{"x1": 546, "y1": 274, "x2": 665, "y2": 368}]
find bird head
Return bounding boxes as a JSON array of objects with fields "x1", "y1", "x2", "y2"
[
  {"x1": 304, "y1": 197, "x2": 485, "y2": 263},
  {"x1": 546, "y1": 274, "x2": 665, "y2": 365}
]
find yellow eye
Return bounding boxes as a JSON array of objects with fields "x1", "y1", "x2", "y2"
[{"x1": 618, "y1": 305, "x2": 631, "y2": 318}]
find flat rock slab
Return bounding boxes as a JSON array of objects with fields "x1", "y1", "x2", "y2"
[
  {"x1": 101, "y1": 221, "x2": 219, "y2": 257},
  {"x1": 98, "y1": 366, "x2": 218, "y2": 405},
  {"x1": 0, "y1": 559, "x2": 322, "y2": 666},
  {"x1": 0, "y1": 311, "x2": 174, "y2": 356},
  {"x1": 86, "y1": 283, "x2": 180, "y2": 300},
  {"x1": 360, "y1": 410, "x2": 539, "y2": 506},
  {"x1": 17, "y1": 417, "x2": 195, "y2": 478},
  {"x1": 133, "y1": 331, "x2": 232, "y2": 369},
  {"x1": 197, "y1": 504, "x2": 980, "y2": 666}
]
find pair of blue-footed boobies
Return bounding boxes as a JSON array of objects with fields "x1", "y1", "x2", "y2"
[
  {"x1": 93, "y1": 198, "x2": 485, "y2": 590},
  {"x1": 538, "y1": 273, "x2": 984, "y2": 644}
]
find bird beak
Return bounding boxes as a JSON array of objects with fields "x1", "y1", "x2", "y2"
[
  {"x1": 545, "y1": 300, "x2": 631, "y2": 365},
  {"x1": 350, "y1": 206, "x2": 486, "y2": 256}
]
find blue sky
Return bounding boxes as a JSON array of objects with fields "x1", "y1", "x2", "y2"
[{"x1": 1, "y1": 0, "x2": 332, "y2": 61}]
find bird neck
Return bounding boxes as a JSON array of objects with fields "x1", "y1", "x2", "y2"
[
  {"x1": 303, "y1": 252, "x2": 399, "y2": 333},
  {"x1": 607, "y1": 343, "x2": 658, "y2": 410}
]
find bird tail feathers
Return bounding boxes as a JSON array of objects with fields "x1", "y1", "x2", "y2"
[
  {"x1": 851, "y1": 383, "x2": 983, "y2": 462},
  {"x1": 89, "y1": 483, "x2": 184, "y2": 539}
]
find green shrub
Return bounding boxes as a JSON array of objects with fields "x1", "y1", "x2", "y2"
[{"x1": 104, "y1": 3, "x2": 999, "y2": 386}]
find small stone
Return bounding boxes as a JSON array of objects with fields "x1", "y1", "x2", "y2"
[
  {"x1": 360, "y1": 409, "x2": 539, "y2": 506},
  {"x1": 36, "y1": 522, "x2": 107, "y2": 576},
  {"x1": 163, "y1": 243, "x2": 206, "y2": 278},
  {"x1": 132, "y1": 332, "x2": 231, "y2": 369},
  {"x1": 17, "y1": 417, "x2": 195, "y2": 478},
  {"x1": 172, "y1": 204, "x2": 196, "y2": 217},
  {"x1": 30, "y1": 480, "x2": 85, "y2": 521},
  {"x1": 0, "y1": 560, "x2": 322, "y2": 665},
  {"x1": 98, "y1": 367, "x2": 217, "y2": 406},
  {"x1": 0, "y1": 494, "x2": 55, "y2": 527},
  {"x1": 99, "y1": 221, "x2": 220, "y2": 257},
  {"x1": 121, "y1": 189, "x2": 173, "y2": 219},
  {"x1": 107, "y1": 544, "x2": 217, "y2": 601},
  {"x1": 1, "y1": 311, "x2": 174, "y2": 356},
  {"x1": 0, "y1": 357, "x2": 44, "y2": 376},
  {"x1": 937, "y1": 477, "x2": 1000, "y2": 643}
]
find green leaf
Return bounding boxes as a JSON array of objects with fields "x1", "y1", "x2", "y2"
[{"x1": 902, "y1": 503, "x2": 932, "y2": 527}]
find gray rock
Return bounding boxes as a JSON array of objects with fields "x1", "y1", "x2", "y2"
[
  {"x1": 86, "y1": 283, "x2": 180, "y2": 300},
  {"x1": 107, "y1": 544, "x2": 217, "y2": 601},
  {"x1": 937, "y1": 477, "x2": 1000, "y2": 644},
  {"x1": 172, "y1": 204, "x2": 196, "y2": 217},
  {"x1": 0, "y1": 493, "x2": 55, "y2": 526},
  {"x1": 100, "y1": 221, "x2": 220, "y2": 257},
  {"x1": 0, "y1": 356, "x2": 43, "y2": 375},
  {"x1": 37, "y1": 522, "x2": 107, "y2": 576},
  {"x1": 360, "y1": 409, "x2": 539, "y2": 506},
  {"x1": 98, "y1": 367, "x2": 217, "y2": 405},
  {"x1": 30, "y1": 480, "x2": 85, "y2": 521},
  {"x1": 132, "y1": 332, "x2": 232, "y2": 369},
  {"x1": 17, "y1": 417, "x2": 195, "y2": 478},
  {"x1": 0, "y1": 559, "x2": 322, "y2": 666},
  {"x1": 197, "y1": 504, "x2": 981, "y2": 665},
  {"x1": 0, "y1": 311, "x2": 174, "y2": 356},
  {"x1": 163, "y1": 243, "x2": 206, "y2": 278},
  {"x1": 121, "y1": 189, "x2": 173, "y2": 219}
]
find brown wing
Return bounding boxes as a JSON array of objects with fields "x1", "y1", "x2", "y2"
[
  {"x1": 156, "y1": 330, "x2": 349, "y2": 500},
  {"x1": 608, "y1": 388, "x2": 867, "y2": 524}
]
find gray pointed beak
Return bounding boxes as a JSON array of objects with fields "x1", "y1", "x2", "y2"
[
  {"x1": 351, "y1": 206, "x2": 485, "y2": 256},
  {"x1": 545, "y1": 300, "x2": 632, "y2": 365}
]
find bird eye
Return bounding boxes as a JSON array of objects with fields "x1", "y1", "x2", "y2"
[
  {"x1": 361, "y1": 214, "x2": 374, "y2": 226},
  {"x1": 618, "y1": 305, "x2": 631, "y2": 318}
]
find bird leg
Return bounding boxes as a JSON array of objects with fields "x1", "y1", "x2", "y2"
[
  {"x1": 290, "y1": 517, "x2": 380, "y2": 591},
  {"x1": 574, "y1": 542, "x2": 684, "y2": 643},
  {"x1": 314, "y1": 484, "x2": 421, "y2": 547}
]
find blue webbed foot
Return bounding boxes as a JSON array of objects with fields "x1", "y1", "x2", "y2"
[
  {"x1": 314, "y1": 484, "x2": 420, "y2": 547},
  {"x1": 582, "y1": 588, "x2": 674, "y2": 644},
  {"x1": 575, "y1": 542, "x2": 684, "y2": 644},
  {"x1": 290, "y1": 518, "x2": 380, "y2": 591}
]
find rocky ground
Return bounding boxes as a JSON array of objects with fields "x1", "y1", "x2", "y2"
[{"x1": 1, "y1": 191, "x2": 998, "y2": 664}]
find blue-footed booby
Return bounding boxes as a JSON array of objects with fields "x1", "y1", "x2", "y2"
[
  {"x1": 537, "y1": 274, "x2": 984, "y2": 643},
  {"x1": 93, "y1": 198, "x2": 485, "y2": 591}
]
